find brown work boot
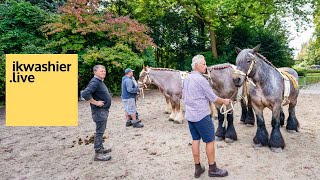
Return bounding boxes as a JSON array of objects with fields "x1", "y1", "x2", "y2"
[
  {"x1": 208, "y1": 162, "x2": 228, "y2": 177},
  {"x1": 194, "y1": 163, "x2": 205, "y2": 178}
]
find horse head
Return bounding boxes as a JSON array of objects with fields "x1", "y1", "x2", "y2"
[
  {"x1": 232, "y1": 44, "x2": 260, "y2": 87},
  {"x1": 138, "y1": 65, "x2": 152, "y2": 88}
]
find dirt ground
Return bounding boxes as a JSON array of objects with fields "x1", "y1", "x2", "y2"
[{"x1": 1, "y1": 83, "x2": 320, "y2": 180}]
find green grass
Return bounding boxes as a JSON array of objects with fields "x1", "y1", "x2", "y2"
[{"x1": 299, "y1": 72, "x2": 320, "y2": 88}]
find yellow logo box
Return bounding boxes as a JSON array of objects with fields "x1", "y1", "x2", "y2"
[{"x1": 6, "y1": 54, "x2": 78, "y2": 126}]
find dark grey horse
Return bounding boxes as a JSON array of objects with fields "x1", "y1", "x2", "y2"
[
  {"x1": 207, "y1": 64, "x2": 255, "y2": 142},
  {"x1": 233, "y1": 45, "x2": 299, "y2": 152}
]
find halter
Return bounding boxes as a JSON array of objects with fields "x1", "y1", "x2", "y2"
[
  {"x1": 137, "y1": 68, "x2": 151, "y2": 99},
  {"x1": 138, "y1": 68, "x2": 151, "y2": 88},
  {"x1": 233, "y1": 53, "x2": 257, "y2": 87},
  {"x1": 203, "y1": 69, "x2": 214, "y2": 86}
]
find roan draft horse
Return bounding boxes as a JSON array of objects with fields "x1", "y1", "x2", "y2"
[
  {"x1": 138, "y1": 66, "x2": 185, "y2": 124},
  {"x1": 233, "y1": 45, "x2": 299, "y2": 152}
]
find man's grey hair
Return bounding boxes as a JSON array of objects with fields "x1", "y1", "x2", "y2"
[
  {"x1": 93, "y1": 65, "x2": 105, "y2": 72},
  {"x1": 191, "y1": 55, "x2": 205, "y2": 70}
]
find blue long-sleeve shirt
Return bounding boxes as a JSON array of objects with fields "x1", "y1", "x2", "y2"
[{"x1": 121, "y1": 75, "x2": 138, "y2": 99}]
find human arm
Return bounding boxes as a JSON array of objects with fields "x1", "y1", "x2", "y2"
[
  {"x1": 81, "y1": 79, "x2": 104, "y2": 106},
  {"x1": 200, "y1": 78, "x2": 231, "y2": 106},
  {"x1": 125, "y1": 79, "x2": 139, "y2": 93}
]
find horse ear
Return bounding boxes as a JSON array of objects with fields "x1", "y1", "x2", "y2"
[
  {"x1": 235, "y1": 47, "x2": 242, "y2": 54},
  {"x1": 253, "y1": 44, "x2": 261, "y2": 54},
  {"x1": 143, "y1": 64, "x2": 146, "y2": 71}
]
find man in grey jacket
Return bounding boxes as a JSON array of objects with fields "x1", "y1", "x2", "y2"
[
  {"x1": 81, "y1": 65, "x2": 112, "y2": 161},
  {"x1": 121, "y1": 68, "x2": 143, "y2": 128}
]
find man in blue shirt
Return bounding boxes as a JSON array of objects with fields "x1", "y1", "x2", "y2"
[{"x1": 121, "y1": 68, "x2": 143, "y2": 128}]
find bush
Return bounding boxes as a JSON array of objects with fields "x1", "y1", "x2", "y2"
[
  {"x1": 293, "y1": 67, "x2": 307, "y2": 76},
  {"x1": 0, "y1": 55, "x2": 5, "y2": 103},
  {"x1": 81, "y1": 44, "x2": 144, "y2": 96}
]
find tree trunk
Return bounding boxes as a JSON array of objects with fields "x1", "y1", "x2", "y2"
[{"x1": 209, "y1": 30, "x2": 218, "y2": 59}]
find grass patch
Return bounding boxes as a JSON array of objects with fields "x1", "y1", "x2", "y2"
[{"x1": 299, "y1": 72, "x2": 320, "y2": 88}]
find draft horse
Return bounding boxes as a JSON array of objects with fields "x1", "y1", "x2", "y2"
[{"x1": 233, "y1": 45, "x2": 300, "y2": 152}]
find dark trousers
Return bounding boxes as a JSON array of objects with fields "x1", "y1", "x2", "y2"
[{"x1": 91, "y1": 108, "x2": 109, "y2": 152}]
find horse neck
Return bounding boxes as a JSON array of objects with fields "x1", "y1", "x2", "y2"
[
  {"x1": 210, "y1": 67, "x2": 236, "y2": 97},
  {"x1": 149, "y1": 70, "x2": 179, "y2": 90},
  {"x1": 251, "y1": 58, "x2": 280, "y2": 87}
]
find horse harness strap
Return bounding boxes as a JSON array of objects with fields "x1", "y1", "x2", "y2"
[
  {"x1": 233, "y1": 57, "x2": 257, "y2": 87},
  {"x1": 275, "y1": 69, "x2": 299, "y2": 106}
]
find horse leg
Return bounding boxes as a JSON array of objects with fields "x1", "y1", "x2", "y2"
[
  {"x1": 245, "y1": 96, "x2": 255, "y2": 126},
  {"x1": 280, "y1": 108, "x2": 285, "y2": 127},
  {"x1": 215, "y1": 108, "x2": 226, "y2": 141},
  {"x1": 253, "y1": 107, "x2": 269, "y2": 147},
  {"x1": 286, "y1": 103, "x2": 299, "y2": 133},
  {"x1": 269, "y1": 105, "x2": 286, "y2": 152},
  {"x1": 225, "y1": 112, "x2": 237, "y2": 143},
  {"x1": 173, "y1": 101, "x2": 184, "y2": 124},
  {"x1": 209, "y1": 102, "x2": 217, "y2": 120},
  {"x1": 240, "y1": 99, "x2": 247, "y2": 124},
  {"x1": 168, "y1": 99, "x2": 176, "y2": 121},
  {"x1": 164, "y1": 96, "x2": 172, "y2": 114}
]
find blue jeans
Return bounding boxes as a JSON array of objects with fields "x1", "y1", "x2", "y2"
[
  {"x1": 188, "y1": 115, "x2": 215, "y2": 143},
  {"x1": 92, "y1": 108, "x2": 109, "y2": 152}
]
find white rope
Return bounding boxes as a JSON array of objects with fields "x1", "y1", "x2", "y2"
[{"x1": 219, "y1": 103, "x2": 235, "y2": 128}]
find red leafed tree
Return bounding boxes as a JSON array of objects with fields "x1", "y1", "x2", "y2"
[{"x1": 42, "y1": 0, "x2": 155, "y2": 53}]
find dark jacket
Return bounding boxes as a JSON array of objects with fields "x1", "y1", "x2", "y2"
[
  {"x1": 81, "y1": 77, "x2": 112, "y2": 110},
  {"x1": 121, "y1": 75, "x2": 139, "y2": 99}
]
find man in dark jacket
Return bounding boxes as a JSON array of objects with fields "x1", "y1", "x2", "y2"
[
  {"x1": 121, "y1": 68, "x2": 143, "y2": 128},
  {"x1": 81, "y1": 65, "x2": 112, "y2": 161}
]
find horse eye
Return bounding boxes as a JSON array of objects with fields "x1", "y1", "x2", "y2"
[{"x1": 247, "y1": 60, "x2": 251, "y2": 63}]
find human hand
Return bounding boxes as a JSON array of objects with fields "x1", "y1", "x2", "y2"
[
  {"x1": 224, "y1": 99, "x2": 232, "y2": 106},
  {"x1": 95, "y1": 101, "x2": 105, "y2": 107}
]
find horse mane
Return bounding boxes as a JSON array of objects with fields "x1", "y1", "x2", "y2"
[
  {"x1": 256, "y1": 53, "x2": 277, "y2": 69},
  {"x1": 150, "y1": 67, "x2": 179, "y2": 72},
  {"x1": 208, "y1": 63, "x2": 232, "y2": 70}
]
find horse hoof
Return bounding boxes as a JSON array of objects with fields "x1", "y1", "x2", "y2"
[
  {"x1": 215, "y1": 136, "x2": 224, "y2": 141},
  {"x1": 246, "y1": 124, "x2": 254, "y2": 127},
  {"x1": 271, "y1": 147, "x2": 283, "y2": 153},
  {"x1": 225, "y1": 138, "x2": 234, "y2": 143},
  {"x1": 286, "y1": 129, "x2": 297, "y2": 134},
  {"x1": 173, "y1": 120, "x2": 182, "y2": 124},
  {"x1": 252, "y1": 143, "x2": 263, "y2": 148},
  {"x1": 168, "y1": 118, "x2": 174, "y2": 121}
]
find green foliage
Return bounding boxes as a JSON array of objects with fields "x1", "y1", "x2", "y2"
[
  {"x1": 81, "y1": 44, "x2": 144, "y2": 95},
  {"x1": 0, "y1": 55, "x2": 5, "y2": 102},
  {"x1": 295, "y1": 1, "x2": 320, "y2": 66},
  {"x1": 142, "y1": 47, "x2": 156, "y2": 67},
  {"x1": 0, "y1": 0, "x2": 53, "y2": 54},
  {"x1": 293, "y1": 67, "x2": 307, "y2": 76},
  {"x1": 0, "y1": 1, "x2": 54, "y2": 101},
  {"x1": 25, "y1": 0, "x2": 66, "y2": 12},
  {"x1": 41, "y1": 0, "x2": 155, "y2": 96},
  {"x1": 224, "y1": 22, "x2": 294, "y2": 67}
]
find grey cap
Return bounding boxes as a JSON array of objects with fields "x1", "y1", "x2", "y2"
[{"x1": 125, "y1": 68, "x2": 134, "y2": 74}]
